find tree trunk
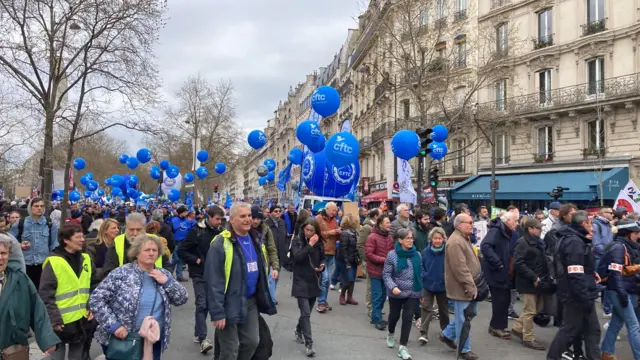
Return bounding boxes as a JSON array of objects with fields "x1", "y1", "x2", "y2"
[
  {"x1": 42, "y1": 108, "x2": 55, "y2": 210},
  {"x1": 61, "y1": 141, "x2": 75, "y2": 217}
]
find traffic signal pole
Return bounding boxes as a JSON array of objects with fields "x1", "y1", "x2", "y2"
[{"x1": 417, "y1": 156, "x2": 424, "y2": 206}]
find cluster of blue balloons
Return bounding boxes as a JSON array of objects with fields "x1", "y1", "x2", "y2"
[
  {"x1": 119, "y1": 148, "x2": 152, "y2": 170},
  {"x1": 256, "y1": 158, "x2": 276, "y2": 186},
  {"x1": 391, "y1": 124, "x2": 449, "y2": 161},
  {"x1": 301, "y1": 150, "x2": 359, "y2": 198}
]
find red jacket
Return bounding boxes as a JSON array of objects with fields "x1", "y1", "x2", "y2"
[{"x1": 365, "y1": 227, "x2": 394, "y2": 278}]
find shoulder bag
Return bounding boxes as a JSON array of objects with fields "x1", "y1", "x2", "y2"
[
  {"x1": 106, "y1": 283, "x2": 158, "y2": 360},
  {"x1": 0, "y1": 344, "x2": 29, "y2": 360}
]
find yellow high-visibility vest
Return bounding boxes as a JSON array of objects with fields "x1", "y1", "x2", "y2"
[
  {"x1": 114, "y1": 234, "x2": 163, "y2": 268},
  {"x1": 210, "y1": 230, "x2": 268, "y2": 293},
  {"x1": 43, "y1": 253, "x2": 92, "y2": 324}
]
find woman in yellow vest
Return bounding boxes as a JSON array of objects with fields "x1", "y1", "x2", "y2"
[{"x1": 39, "y1": 223, "x2": 97, "y2": 360}]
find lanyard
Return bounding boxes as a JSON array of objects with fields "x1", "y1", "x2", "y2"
[{"x1": 239, "y1": 238, "x2": 255, "y2": 263}]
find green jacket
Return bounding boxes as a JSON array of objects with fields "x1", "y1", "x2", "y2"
[
  {"x1": 256, "y1": 222, "x2": 280, "y2": 270},
  {"x1": 0, "y1": 259, "x2": 60, "y2": 352},
  {"x1": 357, "y1": 218, "x2": 374, "y2": 263},
  {"x1": 413, "y1": 224, "x2": 430, "y2": 253}
]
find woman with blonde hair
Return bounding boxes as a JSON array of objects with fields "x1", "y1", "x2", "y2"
[
  {"x1": 337, "y1": 213, "x2": 361, "y2": 306},
  {"x1": 86, "y1": 218, "x2": 120, "y2": 280}
]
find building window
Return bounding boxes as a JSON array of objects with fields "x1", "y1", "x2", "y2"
[
  {"x1": 496, "y1": 133, "x2": 509, "y2": 164},
  {"x1": 584, "y1": 0, "x2": 606, "y2": 35},
  {"x1": 402, "y1": 100, "x2": 410, "y2": 120},
  {"x1": 495, "y1": 79, "x2": 507, "y2": 111},
  {"x1": 420, "y1": 9, "x2": 429, "y2": 26},
  {"x1": 435, "y1": 0, "x2": 445, "y2": 20},
  {"x1": 536, "y1": 9, "x2": 553, "y2": 48},
  {"x1": 587, "y1": 56, "x2": 605, "y2": 95},
  {"x1": 454, "y1": 87, "x2": 466, "y2": 106},
  {"x1": 587, "y1": 118, "x2": 605, "y2": 151},
  {"x1": 453, "y1": 138, "x2": 466, "y2": 174},
  {"x1": 496, "y1": 23, "x2": 508, "y2": 55},
  {"x1": 455, "y1": 42, "x2": 466, "y2": 68},
  {"x1": 455, "y1": 0, "x2": 468, "y2": 20},
  {"x1": 536, "y1": 126, "x2": 554, "y2": 161},
  {"x1": 538, "y1": 69, "x2": 552, "y2": 104}
]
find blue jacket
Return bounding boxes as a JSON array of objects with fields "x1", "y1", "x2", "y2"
[
  {"x1": 592, "y1": 217, "x2": 614, "y2": 259},
  {"x1": 421, "y1": 245, "x2": 446, "y2": 293},
  {"x1": 601, "y1": 236, "x2": 639, "y2": 298},
  {"x1": 382, "y1": 250, "x2": 423, "y2": 299},
  {"x1": 10, "y1": 216, "x2": 58, "y2": 266},
  {"x1": 480, "y1": 218, "x2": 512, "y2": 289},
  {"x1": 170, "y1": 216, "x2": 195, "y2": 242}
]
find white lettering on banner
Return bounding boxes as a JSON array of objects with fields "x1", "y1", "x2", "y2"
[
  {"x1": 333, "y1": 142, "x2": 353, "y2": 154},
  {"x1": 567, "y1": 265, "x2": 584, "y2": 274},
  {"x1": 608, "y1": 263, "x2": 623, "y2": 272}
]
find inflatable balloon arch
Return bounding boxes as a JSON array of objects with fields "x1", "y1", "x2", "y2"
[{"x1": 54, "y1": 146, "x2": 230, "y2": 205}]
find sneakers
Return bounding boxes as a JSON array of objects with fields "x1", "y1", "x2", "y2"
[
  {"x1": 375, "y1": 322, "x2": 387, "y2": 331},
  {"x1": 508, "y1": 311, "x2": 519, "y2": 320},
  {"x1": 294, "y1": 329, "x2": 305, "y2": 344},
  {"x1": 414, "y1": 318, "x2": 421, "y2": 329},
  {"x1": 603, "y1": 312, "x2": 612, "y2": 319},
  {"x1": 329, "y1": 284, "x2": 335, "y2": 290},
  {"x1": 193, "y1": 336, "x2": 200, "y2": 343},
  {"x1": 316, "y1": 303, "x2": 328, "y2": 313},
  {"x1": 305, "y1": 344, "x2": 316, "y2": 357},
  {"x1": 387, "y1": 333, "x2": 395, "y2": 348},
  {"x1": 200, "y1": 339, "x2": 213, "y2": 354},
  {"x1": 523, "y1": 340, "x2": 546, "y2": 351},
  {"x1": 418, "y1": 336, "x2": 428, "y2": 345},
  {"x1": 397, "y1": 345, "x2": 411, "y2": 360},
  {"x1": 439, "y1": 333, "x2": 456, "y2": 350}
]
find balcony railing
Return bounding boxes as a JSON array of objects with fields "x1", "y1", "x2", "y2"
[
  {"x1": 454, "y1": 9, "x2": 468, "y2": 21},
  {"x1": 451, "y1": 165, "x2": 466, "y2": 175},
  {"x1": 349, "y1": 3, "x2": 390, "y2": 68},
  {"x1": 374, "y1": 80, "x2": 390, "y2": 100},
  {"x1": 359, "y1": 136, "x2": 373, "y2": 150},
  {"x1": 454, "y1": 58, "x2": 467, "y2": 69},
  {"x1": 491, "y1": 0, "x2": 510, "y2": 10},
  {"x1": 496, "y1": 156, "x2": 510, "y2": 165},
  {"x1": 533, "y1": 34, "x2": 554, "y2": 49},
  {"x1": 582, "y1": 147, "x2": 606, "y2": 159},
  {"x1": 371, "y1": 122, "x2": 396, "y2": 144},
  {"x1": 477, "y1": 72, "x2": 640, "y2": 117},
  {"x1": 533, "y1": 152, "x2": 554, "y2": 163},
  {"x1": 582, "y1": 18, "x2": 607, "y2": 36}
]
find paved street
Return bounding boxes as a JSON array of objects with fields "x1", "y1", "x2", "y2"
[{"x1": 32, "y1": 271, "x2": 633, "y2": 360}]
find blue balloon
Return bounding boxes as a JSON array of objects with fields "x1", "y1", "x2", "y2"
[
  {"x1": 215, "y1": 162, "x2": 226, "y2": 174},
  {"x1": 431, "y1": 124, "x2": 449, "y2": 143},
  {"x1": 119, "y1": 154, "x2": 129, "y2": 164},
  {"x1": 57, "y1": 190, "x2": 64, "y2": 197},
  {"x1": 325, "y1": 131, "x2": 360, "y2": 167},
  {"x1": 159, "y1": 160, "x2": 170, "y2": 170},
  {"x1": 301, "y1": 150, "x2": 360, "y2": 198},
  {"x1": 166, "y1": 165, "x2": 180, "y2": 179},
  {"x1": 263, "y1": 159, "x2": 276, "y2": 172},
  {"x1": 428, "y1": 142, "x2": 448, "y2": 160},
  {"x1": 307, "y1": 135, "x2": 326, "y2": 153},
  {"x1": 73, "y1": 158, "x2": 86, "y2": 171},
  {"x1": 84, "y1": 190, "x2": 92, "y2": 198},
  {"x1": 266, "y1": 172, "x2": 275, "y2": 182},
  {"x1": 97, "y1": 189, "x2": 105, "y2": 196},
  {"x1": 85, "y1": 172, "x2": 94, "y2": 180},
  {"x1": 126, "y1": 157, "x2": 139, "y2": 170},
  {"x1": 311, "y1": 85, "x2": 341, "y2": 117},
  {"x1": 69, "y1": 190, "x2": 81, "y2": 202},
  {"x1": 184, "y1": 172, "x2": 194, "y2": 183},
  {"x1": 167, "y1": 188, "x2": 180, "y2": 202},
  {"x1": 151, "y1": 165, "x2": 160, "y2": 172},
  {"x1": 104, "y1": 178, "x2": 112, "y2": 186},
  {"x1": 80, "y1": 175, "x2": 89, "y2": 186},
  {"x1": 128, "y1": 175, "x2": 139, "y2": 186},
  {"x1": 391, "y1": 130, "x2": 421, "y2": 160},
  {"x1": 197, "y1": 150, "x2": 209, "y2": 163},
  {"x1": 110, "y1": 174, "x2": 124, "y2": 187},
  {"x1": 111, "y1": 187, "x2": 123, "y2": 197},
  {"x1": 296, "y1": 120, "x2": 325, "y2": 149},
  {"x1": 288, "y1": 148, "x2": 303, "y2": 165},
  {"x1": 87, "y1": 180, "x2": 98, "y2": 191},
  {"x1": 150, "y1": 169, "x2": 161, "y2": 180},
  {"x1": 258, "y1": 177, "x2": 267, "y2": 186},
  {"x1": 127, "y1": 188, "x2": 138, "y2": 198},
  {"x1": 196, "y1": 166, "x2": 208, "y2": 179},
  {"x1": 136, "y1": 148, "x2": 152, "y2": 164},
  {"x1": 248, "y1": 129, "x2": 267, "y2": 150}
]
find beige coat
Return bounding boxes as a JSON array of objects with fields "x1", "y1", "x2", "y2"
[{"x1": 445, "y1": 229, "x2": 481, "y2": 301}]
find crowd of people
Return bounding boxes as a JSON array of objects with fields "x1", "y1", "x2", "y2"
[{"x1": 1, "y1": 196, "x2": 640, "y2": 360}]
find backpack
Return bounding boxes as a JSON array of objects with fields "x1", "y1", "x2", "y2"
[{"x1": 16, "y1": 217, "x2": 53, "y2": 243}]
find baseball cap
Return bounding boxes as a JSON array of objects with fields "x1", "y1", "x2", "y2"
[
  {"x1": 549, "y1": 202, "x2": 562, "y2": 210},
  {"x1": 523, "y1": 218, "x2": 542, "y2": 229},
  {"x1": 251, "y1": 206, "x2": 265, "y2": 220}
]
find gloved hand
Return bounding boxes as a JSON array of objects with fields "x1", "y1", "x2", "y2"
[{"x1": 620, "y1": 295, "x2": 629, "y2": 308}]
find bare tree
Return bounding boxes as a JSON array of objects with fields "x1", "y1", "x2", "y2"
[{"x1": 0, "y1": 0, "x2": 167, "y2": 207}]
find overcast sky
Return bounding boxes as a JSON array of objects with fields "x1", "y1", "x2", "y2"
[{"x1": 113, "y1": 0, "x2": 361, "y2": 149}]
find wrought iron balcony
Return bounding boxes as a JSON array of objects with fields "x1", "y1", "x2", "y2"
[
  {"x1": 428, "y1": 57, "x2": 447, "y2": 73},
  {"x1": 371, "y1": 122, "x2": 396, "y2": 144},
  {"x1": 454, "y1": 58, "x2": 467, "y2": 69},
  {"x1": 454, "y1": 9, "x2": 468, "y2": 21},
  {"x1": 359, "y1": 136, "x2": 372, "y2": 151},
  {"x1": 477, "y1": 72, "x2": 640, "y2": 117},
  {"x1": 451, "y1": 165, "x2": 466, "y2": 175},
  {"x1": 374, "y1": 80, "x2": 390, "y2": 101},
  {"x1": 582, "y1": 18, "x2": 606, "y2": 36},
  {"x1": 582, "y1": 147, "x2": 606, "y2": 159},
  {"x1": 491, "y1": 0, "x2": 510, "y2": 10},
  {"x1": 533, "y1": 152, "x2": 554, "y2": 163},
  {"x1": 533, "y1": 35, "x2": 554, "y2": 49}
]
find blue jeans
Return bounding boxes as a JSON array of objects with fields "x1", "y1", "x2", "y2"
[
  {"x1": 602, "y1": 292, "x2": 640, "y2": 358},
  {"x1": 596, "y1": 257, "x2": 612, "y2": 314},
  {"x1": 370, "y1": 277, "x2": 386, "y2": 324},
  {"x1": 318, "y1": 255, "x2": 335, "y2": 305},
  {"x1": 443, "y1": 300, "x2": 477, "y2": 354},
  {"x1": 268, "y1": 267, "x2": 278, "y2": 303},
  {"x1": 172, "y1": 242, "x2": 184, "y2": 279}
]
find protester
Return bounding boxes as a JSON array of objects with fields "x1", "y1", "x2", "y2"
[
  {"x1": 282, "y1": 204, "x2": 298, "y2": 239},
  {"x1": 390, "y1": 204, "x2": 413, "y2": 239},
  {"x1": 592, "y1": 207, "x2": 615, "y2": 318},
  {"x1": 290, "y1": 218, "x2": 325, "y2": 357},
  {"x1": 264, "y1": 205, "x2": 288, "y2": 304},
  {"x1": 412, "y1": 210, "x2": 430, "y2": 253},
  {"x1": 205, "y1": 202, "x2": 276, "y2": 360},
  {"x1": 315, "y1": 202, "x2": 341, "y2": 313},
  {"x1": 0, "y1": 233, "x2": 59, "y2": 358},
  {"x1": 170, "y1": 206, "x2": 195, "y2": 282},
  {"x1": 104, "y1": 212, "x2": 158, "y2": 276},
  {"x1": 366, "y1": 214, "x2": 394, "y2": 330},
  {"x1": 358, "y1": 208, "x2": 379, "y2": 318},
  {"x1": 85, "y1": 218, "x2": 119, "y2": 280},
  {"x1": 336, "y1": 213, "x2": 360, "y2": 306},
  {"x1": 383, "y1": 228, "x2": 422, "y2": 360},
  {"x1": 419, "y1": 227, "x2": 449, "y2": 345}
]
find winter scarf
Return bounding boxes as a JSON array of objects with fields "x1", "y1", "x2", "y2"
[
  {"x1": 431, "y1": 243, "x2": 444, "y2": 252},
  {"x1": 395, "y1": 241, "x2": 422, "y2": 292}
]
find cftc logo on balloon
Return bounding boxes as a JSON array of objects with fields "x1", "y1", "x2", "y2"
[
  {"x1": 332, "y1": 164, "x2": 356, "y2": 185},
  {"x1": 163, "y1": 177, "x2": 176, "y2": 187},
  {"x1": 333, "y1": 136, "x2": 353, "y2": 154},
  {"x1": 302, "y1": 154, "x2": 315, "y2": 182},
  {"x1": 311, "y1": 93, "x2": 326, "y2": 102}
]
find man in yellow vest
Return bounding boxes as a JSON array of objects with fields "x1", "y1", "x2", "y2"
[
  {"x1": 205, "y1": 202, "x2": 276, "y2": 360},
  {"x1": 102, "y1": 212, "x2": 162, "y2": 277},
  {"x1": 39, "y1": 223, "x2": 97, "y2": 360}
]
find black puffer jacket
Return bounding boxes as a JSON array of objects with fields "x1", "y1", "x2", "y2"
[
  {"x1": 264, "y1": 216, "x2": 291, "y2": 271},
  {"x1": 179, "y1": 218, "x2": 222, "y2": 278},
  {"x1": 514, "y1": 233, "x2": 549, "y2": 294},
  {"x1": 601, "y1": 236, "x2": 640, "y2": 301},
  {"x1": 555, "y1": 225, "x2": 599, "y2": 306},
  {"x1": 290, "y1": 233, "x2": 324, "y2": 299},
  {"x1": 336, "y1": 228, "x2": 359, "y2": 266}
]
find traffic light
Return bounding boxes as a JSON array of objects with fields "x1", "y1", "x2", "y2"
[
  {"x1": 417, "y1": 128, "x2": 433, "y2": 157},
  {"x1": 214, "y1": 184, "x2": 219, "y2": 193},
  {"x1": 429, "y1": 167, "x2": 439, "y2": 188}
]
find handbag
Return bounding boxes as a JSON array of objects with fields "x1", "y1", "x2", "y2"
[
  {"x1": 1, "y1": 344, "x2": 29, "y2": 360},
  {"x1": 472, "y1": 272, "x2": 490, "y2": 302},
  {"x1": 106, "y1": 284, "x2": 158, "y2": 360}
]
